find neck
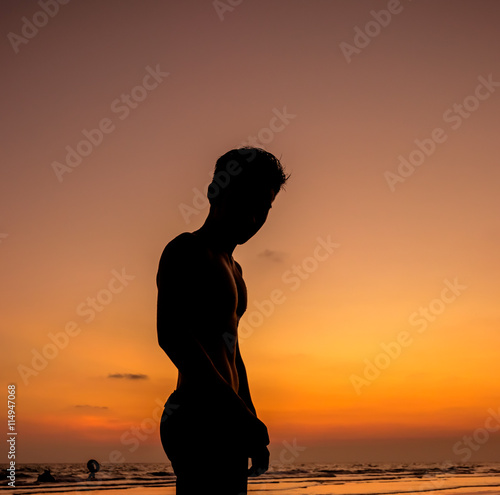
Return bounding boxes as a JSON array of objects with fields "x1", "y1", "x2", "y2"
[{"x1": 194, "y1": 209, "x2": 237, "y2": 256}]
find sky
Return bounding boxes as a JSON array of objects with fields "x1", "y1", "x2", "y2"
[{"x1": 1, "y1": 0, "x2": 500, "y2": 465}]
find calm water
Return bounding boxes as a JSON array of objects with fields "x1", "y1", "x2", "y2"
[{"x1": 2, "y1": 462, "x2": 500, "y2": 493}]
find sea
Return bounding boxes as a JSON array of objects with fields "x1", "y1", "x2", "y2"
[{"x1": 2, "y1": 462, "x2": 500, "y2": 494}]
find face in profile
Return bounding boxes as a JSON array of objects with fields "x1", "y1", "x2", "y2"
[{"x1": 224, "y1": 186, "x2": 276, "y2": 245}]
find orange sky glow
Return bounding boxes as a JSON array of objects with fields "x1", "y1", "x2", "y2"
[{"x1": 1, "y1": 0, "x2": 500, "y2": 464}]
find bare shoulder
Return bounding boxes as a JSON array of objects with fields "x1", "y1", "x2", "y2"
[
  {"x1": 157, "y1": 232, "x2": 210, "y2": 288},
  {"x1": 159, "y1": 232, "x2": 206, "y2": 260}
]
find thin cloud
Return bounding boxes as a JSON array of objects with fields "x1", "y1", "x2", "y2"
[
  {"x1": 258, "y1": 249, "x2": 288, "y2": 263},
  {"x1": 75, "y1": 404, "x2": 109, "y2": 410},
  {"x1": 108, "y1": 373, "x2": 149, "y2": 380}
]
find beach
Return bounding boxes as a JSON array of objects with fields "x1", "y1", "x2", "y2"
[
  {"x1": 3, "y1": 462, "x2": 500, "y2": 495},
  {"x1": 16, "y1": 485, "x2": 500, "y2": 495},
  {"x1": 6, "y1": 479, "x2": 500, "y2": 495}
]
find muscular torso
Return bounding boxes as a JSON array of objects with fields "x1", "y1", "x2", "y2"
[{"x1": 157, "y1": 232, "x2": 247, "y2": 394}]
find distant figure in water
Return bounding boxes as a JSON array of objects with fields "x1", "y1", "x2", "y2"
[
  {"x1": 157, "y1": 147, "x2": 289, "y2": 494},
  {"x1": 37, "y1": 469, "x2": 55, "y2": 482},
  {"x1": 86, "y1": 459, "x2": 100, "y2": 480}
]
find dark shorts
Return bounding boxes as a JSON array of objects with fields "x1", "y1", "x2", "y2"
[{"x1": 160, "y1": 389, "x2": 249, "y2": 494}]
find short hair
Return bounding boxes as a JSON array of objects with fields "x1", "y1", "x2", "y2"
[{"x1": 207, "y1": 147, "x2": 289, "y2": 204}]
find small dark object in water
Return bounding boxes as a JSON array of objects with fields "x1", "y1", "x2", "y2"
[
  {"x1": 37, "y1": 469, "x2": 55, "y2": 482},
  {"x1": 87, "y1": 459, "x2": 100, "y2": 480}
]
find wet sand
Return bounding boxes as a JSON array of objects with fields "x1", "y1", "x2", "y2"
[{"x1": 12, "y1": 474, "x2": 500, "y2": 495}]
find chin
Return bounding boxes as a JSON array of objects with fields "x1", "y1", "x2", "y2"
[
  {"x1": 236, "y1": 231, "x2": 257, "y2": 245},
  {"x1": 236, "y1": 235, "x2": 252, "y2": 245}
]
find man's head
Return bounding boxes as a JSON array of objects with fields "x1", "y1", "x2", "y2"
[
  {"x1": 207, "y1": 147, "x2": 289, "y2": 244},
  {"x1": 208, "y1": 147, "x2": 288, "y2": 204}
]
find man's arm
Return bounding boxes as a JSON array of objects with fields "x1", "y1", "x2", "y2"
[
  {"x1": 235, "y1": 342, "x2": 270, "y2": 476},
  {"x1": 235, "y1": 341, "x2": 257, "y2": 416}
]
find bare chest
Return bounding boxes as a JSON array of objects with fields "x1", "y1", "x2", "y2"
[{"x1": 207, "y1": 256, "x2": 247, "y2": 320}]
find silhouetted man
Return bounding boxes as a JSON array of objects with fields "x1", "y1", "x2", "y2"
[{"x1": 157, "y1": 148, "x2": 288, "y2": 494}]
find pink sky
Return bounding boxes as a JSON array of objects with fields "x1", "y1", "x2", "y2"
[{"x1": 1, "y1": 0, "x2": 500, "y2": 464}]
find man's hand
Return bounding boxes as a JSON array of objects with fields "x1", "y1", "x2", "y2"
[{"x1": 247, "y1": 445, "x2": 270, "y2": 477}]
